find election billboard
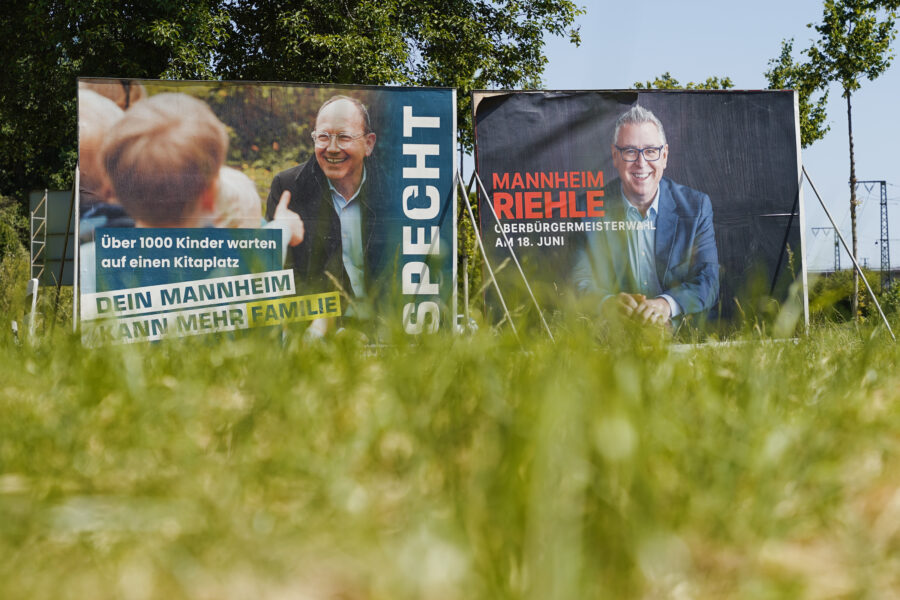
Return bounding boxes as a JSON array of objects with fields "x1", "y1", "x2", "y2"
[
  {"x1": 78, "y1": 79, "x2": 456, "y2": 344},
  {"x1": 472, "y1": 90, "x2": 807, "y2": 333}
]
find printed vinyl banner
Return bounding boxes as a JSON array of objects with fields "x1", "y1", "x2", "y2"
[
  {"x1": 473, "y1": 90, "x2": 807, "y2": 331},
  {"x1": 78, "y1": 79, "x2": 456, "y2": 343}
]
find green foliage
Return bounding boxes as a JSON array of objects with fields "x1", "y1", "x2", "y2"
[
  {"x1": 809, "y1": 268, "x2": 900, "y2": 323},
  {"x1": 457, "y1": 191, "x2": 484, "y2": 318},
  {"x1": 0, "y1": 196, "x2": 28, "y2": 261},
  {"x1": 880, "y1": 282, "x2": 900, "y2": 314},
  {"x1": 807, "y1": 0, "x2": 899, "y2": 97},
  {"x1": 217, "y1": 1, "x2": 583, "y2": 152},
  {"x1": 0, "y1": 245, "x2": 74, "y2": 341},
  {"x1": 0, "y1": 192, "x2": 73, "y2": 336},
  {"x1": 765, "y1": 39, "x2": 831, "y2": 148},
  {"x1": 766, "y1": 1, "x2": 899, "y2": 149},
  {"x1": 765, "y1": 1, "x2": 899, "y2": 318},
  {"x1": 0, "y1": 0, "x2": 582, "y2": 204},
  {"x1": 0, "y1": 246, "x2": 29, "y2": 327},
  {"x1": 0, "y1": 321, "x2": 899, "y2": 598},
  {"x1": 803, "y1": 0, "x2": 898, "y2": 319},
  {"x1": 0, "y1": 1, "x2": 230, "y2": 200},
  {"x1": 633, "y1": 72, "x2": 734, "y2": 90}
]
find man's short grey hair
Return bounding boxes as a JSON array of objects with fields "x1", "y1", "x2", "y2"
[
  {"x1": 317, "y1": 94, "x2": 372, "y2": 133},
  {"x1": 613, "y1": 105, "x2": 667, "y2": 146}
]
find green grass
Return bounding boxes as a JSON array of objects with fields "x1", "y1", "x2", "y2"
[{"x1": 1, "y1": 318, "x2": 898, "y2": 599}]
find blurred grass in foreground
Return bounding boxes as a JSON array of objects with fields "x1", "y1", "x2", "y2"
[{"x1": 0, "y1": 321, "x2": 898, "y2": 600}]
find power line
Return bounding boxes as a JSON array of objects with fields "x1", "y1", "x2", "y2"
[{"x1": 812, "y1": 226, "x2": 840, "y2": 271}]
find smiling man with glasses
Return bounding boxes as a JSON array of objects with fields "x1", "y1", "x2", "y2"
[
  {"x1": 573, "y1": 104, "x2": 719, "y2": 328},
  {"x1": 267, "y1": 95, "x2": 387, "y2": 323}
]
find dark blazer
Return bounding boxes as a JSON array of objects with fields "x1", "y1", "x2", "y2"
[
  {"x1": 573, "y1": 176, "x2": 719, "y2": 316},
  {"x1": 266, "y1": 157, "x2": 387, "y2": 297}
]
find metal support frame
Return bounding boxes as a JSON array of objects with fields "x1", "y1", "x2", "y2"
[
  {"x1": 834, "y1": 228, "x2": 841, "y2": 272},
  {"x1": 856, "y1": 180, "x2": 890, "y2": 291},
  {"x1": 807, "y1": 168, "x2": 895, "y2": 341},
  {"x1": 812, "y1": 226, "x2": 840, "y2": 272},
  {"x1": 25, "y1": 278, "x2": 39, "y2": 339},
  {"x1": 879, "y1": 182, "x2": 890, "y2": 289},
  {"x1": 469, "y1": 171, "x2": 555, "y2": 342},
  {"x1": 30, "y1": 189, "x2": 47, "y2": 281},
  {"x1": 52, "y1": 186, "x2": 77, "y2": 325},
  {"x1": 456, "y1": 172, "x2": 519, "y2": 340}
]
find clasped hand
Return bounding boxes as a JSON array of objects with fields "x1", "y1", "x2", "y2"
[{"x1": 602, "y1": 292, "x2": 671, "y2": 325}]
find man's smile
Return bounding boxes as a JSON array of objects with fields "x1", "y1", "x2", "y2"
[
  {"x1": 313, "y1": 97, "x2": 376, "y2": 198},
  {"x1": 612, "y1": 121, "x2": 668, "y2": 206}
]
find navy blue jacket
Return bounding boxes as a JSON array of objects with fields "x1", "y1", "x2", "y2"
[
  {"x1": 267, "y1": 157, "x2": 387, "y2": 298},
  {"x1": 573, "y1": 176, "x2": 719, "y2": 316}
]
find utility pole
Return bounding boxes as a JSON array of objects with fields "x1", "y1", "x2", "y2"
[
  {"x1": 812, "y1": 226, "x2": 841, "y2": 271},
  {"x1": 833, "y1": 228, "x2": 840, "y2": 272},
  {"x1": 856, "y1": 180, "x2": 890, "y2": 290}
]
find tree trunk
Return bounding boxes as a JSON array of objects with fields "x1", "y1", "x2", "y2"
[{"x1": 847, "y1": 92, "x2": 859, "y2": 320}]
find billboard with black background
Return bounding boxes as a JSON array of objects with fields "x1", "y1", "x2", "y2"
[{"x1": 473, "y1": 90, "x2": 807, "y2": 332}]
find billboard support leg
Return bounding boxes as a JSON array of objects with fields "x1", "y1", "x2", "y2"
[
  {"x1": 770, "y1": 186, "x2": 800, "y2": 296},
  {"x1": 803, "y1": 166, "x2": 895, "y2": 341},
  {"x1": 52, "y1": 182, "x2": 77, "y2": 332},
  {"x1": 456, "y1": 172, "x2": 519, "y2": 340},
  {"x1": 26, "y1": 278, "x2": 39, "y2": 340},
  {"x1": 462, "y1": 256, "x2": 469, "y2": 327},
  {"x1": 469, "y1": 172, "x2": 555, "y2": 342}
]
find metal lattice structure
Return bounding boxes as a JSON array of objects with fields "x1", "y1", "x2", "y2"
[
  {"x1": 879, "y1": 183, "x2": 891, "y2": 289},
  {"x1": 856, "y1": 180, "x2": 890, "y2": 291},
  {"x1": 30, "y1": 189, "x2": 47, "y2": 281},
  {"x1": 812, "y1": 226, "x2": 840, "y2": 271},
  {"x1": 835, "y1": 228, "x2": 841, "y2": 272}
]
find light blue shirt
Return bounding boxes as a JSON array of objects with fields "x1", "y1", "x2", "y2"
[
  {"x1": 621, "y1": 187, "x2": 681, "y2": 318},
  {"x1": 327, "y1": 168, "x2": 367, "y2": 298}
]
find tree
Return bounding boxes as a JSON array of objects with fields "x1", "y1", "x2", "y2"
[
  {"x1": 633, "y1": 72, "x2": 734, "y2": 90},
  {"x1": 0, "y1": 0, "x2": 582, "y2": 208},
  {"x1": 0, "y1": 1, "x2": 230, "y2": 202},
  {"x1": 0, "y1": 195, "x2": 27, "y2": 261},
  {"x1": 765, "y1": 39, "x2": 830, "y2": 148},
  {"x1": 805, "y1": 0, "x2": 898, "y2": 319},
  {"x1": 217, "y1": 0, "x2": 582, "y2": 152}
]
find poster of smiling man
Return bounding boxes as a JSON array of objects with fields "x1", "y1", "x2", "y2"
[
  {"x1": 78, "y1": 79, "x2": 456, "y2": 344},
  {"x1": 472, "y1": 90, "x2": 807, "y2": 334}
]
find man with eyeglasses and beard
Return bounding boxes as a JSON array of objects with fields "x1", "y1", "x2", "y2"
[
  {"x1": 267, "y1": 95, "x2": 387, "y2": 319},
  {"x1": 573, "y1": 105, "x2": 719, "y2": 327}
]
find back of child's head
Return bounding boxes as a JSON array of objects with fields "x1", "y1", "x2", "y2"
[
  {"x1": 78, "y1": 89, "x2": 124, "y2": 206},
  {"x1": 215, "y1": 166, "x2": 264, "y2": 228},
  {"x1": 103, "y1": 93, "x2": 228, "y2": 226}
]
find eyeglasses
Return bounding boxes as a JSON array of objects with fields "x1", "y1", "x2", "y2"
[
  {"x1": 615, "y1": 145, "x2": 665, "y2": 162},
  {"x1": 311, "y1": 131, "x2": 367, "y2": 149}
]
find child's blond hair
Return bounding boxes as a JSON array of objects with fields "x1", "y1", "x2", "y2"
[{"x1": 103, "y1": 93, "x2": 228, "y2": 226}]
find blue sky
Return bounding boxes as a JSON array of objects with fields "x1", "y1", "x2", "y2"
[{"x1": 538, "y1": 0, "x2": 900, "y2": 272}]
